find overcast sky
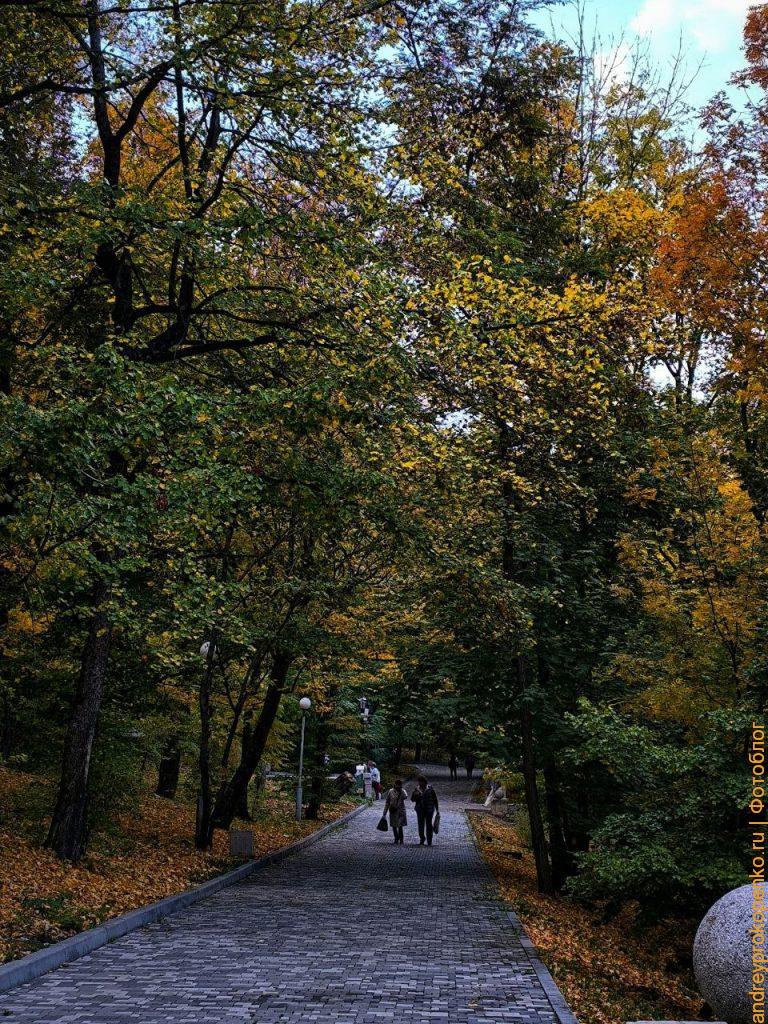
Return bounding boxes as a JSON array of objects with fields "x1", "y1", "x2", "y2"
[{"x1": 535, "y1": 0, "x2": 752, "y2": 113}]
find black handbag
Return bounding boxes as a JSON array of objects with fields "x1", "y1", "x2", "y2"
[
  {"x1": 376, "y1": 815, "x2": 389, "y2": 832},
  {"x1": 433, "y1": 812, "x2": 441, "y2": 834}
]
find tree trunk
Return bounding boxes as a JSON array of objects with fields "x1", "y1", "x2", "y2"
[
  {"x1": 156, "y1": 740, "x2": 181, "y2": 798},
  {"x1": 45, "y1": 584, "x2": 112, "y2": 862},
  {"x1": 534, "y1": 648, "x2": 572, "y2": 889},
  {"x1": 235, "y1": 715, "x2": 253, "y2": 820},
  {"x1": 194, "y1": 640, "x2": 216, "y2": 849},
  {"x1": 543, "y1": 760, "x2": 572, "y2": 890},
  {"x1": 518, "y1": 657, "x2": 554, "y2": 895},
  {"x1": 497, "y1": 421, "x2": 553, "y2": 894},
  {"x1": 0, "y1": 690, "x2": 12, "y2": 760},
  {"x1": 0, "y1": 362, "x2": 16, "y2": 764},
  {"x1": 305, "y1": 708, "x2": 331, "y2": 821},
  {"x1": 306, "y1": 772, "x2": 324, "y2": 821},
  {"x1": 252, "y1": 761, "x2": 267, "y2": 814},
  {"x1": 195, "y1": 523, "x2": 236, "y2": 848},
  {"x1": 211, "y1": 650, "x2": 291, "y2": 831},
  {"x1": 567, "y1": 787, "x2": 591, "y2": 854}
]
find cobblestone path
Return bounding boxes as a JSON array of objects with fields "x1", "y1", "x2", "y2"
[{"x1": 0, "y1": 767, "x2": 574, "y2": 1024}]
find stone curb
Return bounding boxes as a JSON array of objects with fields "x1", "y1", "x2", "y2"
[
  {"x1": 505, "y1": 910, "x2": 580, "y2": 1024},
  {"x1": 0, "y1": 801, "x2": 368, "y2": 995}
]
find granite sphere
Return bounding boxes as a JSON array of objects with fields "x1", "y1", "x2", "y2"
[{"x1": 693, "y1": 884, "x2": 763, "y2": 1024}]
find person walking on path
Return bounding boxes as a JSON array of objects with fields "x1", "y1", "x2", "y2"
[
  {"x1": 383, "y1": 779, "x2": 408, "y2": 843},
  {"x1": 448, "y1": 753, "x2": 459, "y2": 780},
  {"x1": 369, "y1": 760, "x2": 382, "y2": 799},
  {"x1": 411, "y1": 774, "x2": 439, "y2": 846},
  {"x1": 465, "y1": 753, "x2": 476, "y2": 779}
]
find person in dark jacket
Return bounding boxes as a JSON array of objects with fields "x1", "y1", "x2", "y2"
[
  {"x1": 411, "y1": 774, "x2": 439, "y2": 846},
  {"x1": 383, "y1": 779, "x2": 408, "y2": 844},
  {"x1": 465, "y1": 754, "x2": 476, "y2": 779},
  {"x1": 448, "y1": 753, "x2": 459, "y2": 780}
]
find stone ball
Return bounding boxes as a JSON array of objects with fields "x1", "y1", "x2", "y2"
[{"x1": 693, "y1": 884, "x2": 763, "y2": 1024}]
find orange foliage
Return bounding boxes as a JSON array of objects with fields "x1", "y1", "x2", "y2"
[
  {"x1": 654, "y1": 175, "x2": 766, "y2": 351},
  {"x1": 740, "y1": 4, "x2": 768, "y2": 91}
]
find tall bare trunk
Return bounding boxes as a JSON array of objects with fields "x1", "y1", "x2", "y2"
[
  {"x1": 235, "y1": 714, "x2": 253, "y2": 820},
  {"x1": 156, "y1": 738, "x2": 181, "y2": 798},
  {"x1": 0, "y1": 349, "x2": 16, "y2": 763},
  {"x1": 0, "y1": 690, "x2": 12, "y2": 760},
  {"x1": 498, "y1": 421, "x2": 554, "y2": 894},
  {"x1": 195, "y1": 523, "x2": 236, "y2": 847},
  {"x1": 543, "y1": 760, "x2": 572, "y2": 890},
  {"x1": 194, "y1": 639, "x2": 216, "y2": 849},
  {"x1": 45, "y1": 581, "x2": 112, "y2": 862},
  {"x1": 518, "y1": 656, "x2": 554, "y2": 895},
  {"x1": 306, "y1": 707, "x2": 331, "y2": 821}
]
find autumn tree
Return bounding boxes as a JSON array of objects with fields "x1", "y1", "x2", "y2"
[{"x1": 0, "y1": 0, "x2": 409, "y2": 859}]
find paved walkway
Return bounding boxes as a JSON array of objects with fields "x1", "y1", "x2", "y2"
[{"x1": 0, "y1": 767, "x2": 574, "y2": 1024}]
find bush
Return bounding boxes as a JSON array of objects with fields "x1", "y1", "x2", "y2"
[
  {"x1": 482, "y1": 762, "x2": 527, "y2": 801},
  {"x1": 564, "y1": 701, "x2": 751, "y2": 916}
]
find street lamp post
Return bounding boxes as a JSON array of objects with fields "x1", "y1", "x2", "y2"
[
  {"x1": 361, "y1": 706, "x2": 370, "y2": 758},
  {"x1": 295, "y1": 696, "x2": 311, "y2": 821},
  {"x1": 358, "y1": 697, "x2": 371, "y2": 759}
]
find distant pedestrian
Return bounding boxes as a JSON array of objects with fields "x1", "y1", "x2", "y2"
[
  {"x1": 411, "y1": 774, "x2": 439, "y2": 846},
  {"x1": 383, "y1": 779, "x2": 408, "y2": 844},
  {"x1": 369, "y1": 761, "x2": 382, "y2": 799},
  {"x1": 465, "y1": 754, "x2": 476, "y2": 779},
  {"x1": 448, "y1": 753, "x2": 459, "y2": 780}
]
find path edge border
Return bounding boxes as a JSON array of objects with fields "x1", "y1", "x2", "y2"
[
  {"x1": 505, "y1": 909, "x2": 580, "y2": 1024},
  {"x1": 463, "y1": 808, "x2": 579, "y2": 1024},
  {"x1": 0, "y1": 801, "x2": 368, "y2": 996}
]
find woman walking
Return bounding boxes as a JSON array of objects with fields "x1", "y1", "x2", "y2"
[
  {"x1": 383, "y1": 779, "x2": 408, "y2": 844},
  {"x1": 411, "y1": 774, "x2": 439, "y2": 846},
  {"x1": 369, "y1": 760, "x2": 382, "y2": 799}
]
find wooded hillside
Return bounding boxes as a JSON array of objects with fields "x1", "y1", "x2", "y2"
[{"x1": 0, "y1": 0, "x2": 764, "y2": 930}]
